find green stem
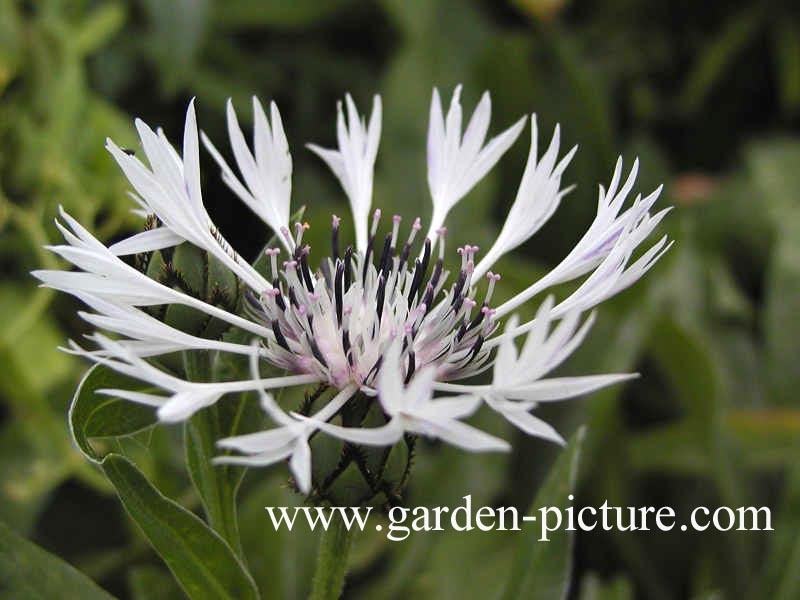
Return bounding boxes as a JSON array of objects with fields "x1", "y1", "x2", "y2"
[
  {"x1": 183, "y1": 351, "x2": 245, "y2": 558},
  {"x1": 310, "y1": 512, "x2": 354, "y2": 600}
]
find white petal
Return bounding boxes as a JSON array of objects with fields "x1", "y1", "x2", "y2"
[
  {"x1": 410, "y1": 417, "x2": 510, "y2": 453},
  {"x1": 376, "y1": 336, "x2": 407, "y2": 415},
  {"x1": 295, "y1": 414, "x2": 404, "y2": 447},
  {"x1": 217, "y1": 426, "x2": 297, "y2": 453},
  {"x1": 109, "y1": 227, "x2": 184, "y2": 256},
  {"x1": 500, "y1": 373, "x2": 637, "y2": 402},
  {"x1": 485, "y1": 396, "x2": 565, "y2": 445},
  {"x1": 473, "y1": 118, "x2": 577, "y2": 279},
  {"x1": 289, "y1": 439, "x2": 312, "y2": 493},
  {"x1": 424, "y1": 86, "x2": 525, "y2": 243},
  {"x1": 213, "y1": 447, "x2": 293, "y2": 467},
  {"x1": 157, "y1": 389, "x2": 224, "y2": 422},
  {"x1": 416, "y1": 394, "x2": 482, "y2": 421},
  {"x1": 308, "y1": 94, "x2": 381, "y2": 253},
  {"x1": 96, "y1": 389, "x2": 166, "y2": 407}
]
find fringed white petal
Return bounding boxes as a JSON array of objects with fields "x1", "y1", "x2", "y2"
[
  {"x1": 308, "y1": 94, "x2": 382, "y2": 253},
  {"x1": 425, "y1": 86, "x2": 526, "y2": 245}
]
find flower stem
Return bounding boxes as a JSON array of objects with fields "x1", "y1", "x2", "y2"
[{"x1": 310, "y1": 511, "x2": 354, "y2": 600}]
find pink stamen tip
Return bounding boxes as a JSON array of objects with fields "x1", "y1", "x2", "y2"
[
  {"x1": 301, "y1": 245, "x2": 311, "y2": 256},
  {"x1": 469, "y1": 245, "x2": 480, "y2": 253},
  {"x1": 404, "y1": 323, "x2": 414, "y2": 334},
  {"x1": 464, "y1": 298, "x2": 477, "y2": 308},
  {"x1": 418, "y1": 303, "x2": 428, "y2": 314},
  {"x1": 487, "y1": 272, "x2": 501, "y2": 281},
  {"x1": 332, "y1": 214, "x2": 341, "y2": 227},
  {"x1": 373, "y1": 209, "x2": 381, "y2": 219},
  {"x1": 466, "y1": 260, "x2": 474, "y2": 271},
  {"x1": 435, "y1": 227, "x2": 447, "y2": 236},
  {"x1": 412, "y1": 217, "x2": 422, "y2": 229},
  {"x1": 393, "y1": 215, "x2": 402, "y2": 223},
  {"x1": 457, "y1": 247, "x2": 465, "y2": 255},
  {"x1": 283, "y1": 260, "x2": 297, "y2": 269},
  {"x1": 297, "y1": 305, "x2": 307, "y2": 316},
  {"x1": 309, "y1": 293, "x2": 319, "y2": 302},
  {"x1": 264, "y1": 248, "x2": 281, "y2": 256},
  {"x1": 264, "y1": 288, "x2": 280, "y2": 298},
  {"x1": 481, "y1": 307, "x2": 496, "y2": 317},
  {"x1": 280, "y1": 226, "x2": 291, "y2": 237},
  {"x1": 294, "y1": 222, "x2": 310, "y2": 232}
]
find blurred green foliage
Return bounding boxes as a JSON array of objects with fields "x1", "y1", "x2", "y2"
[{"x1": 1, "y1": 0, "x2": 799, "y2": 599}]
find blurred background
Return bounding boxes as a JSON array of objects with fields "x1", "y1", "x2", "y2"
[{"x1": 1, "y1": 0, "x2": 799, "y2": 598}]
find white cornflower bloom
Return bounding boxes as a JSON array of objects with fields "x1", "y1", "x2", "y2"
[{"x1": 36, "y1": 86, "x2": 671, "y2": 491}]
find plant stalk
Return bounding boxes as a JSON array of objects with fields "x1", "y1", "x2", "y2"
[{"x1": 310, "y1": 512, "x2": 354, "y2": 600}]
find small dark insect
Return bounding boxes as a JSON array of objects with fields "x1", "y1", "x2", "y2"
[{"x1": 121, "y1": 148, "x2": 136, "y2": 156}]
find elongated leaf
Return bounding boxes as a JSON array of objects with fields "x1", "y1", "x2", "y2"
[
  {"x1": 69, "y1": 364, "x2": 158, "y2": 463},
  {"x1": 678, "y1": 7, "x2": 763, "y2": 114},
  {"x1": 101, "y1": 454, "x2": 259, "y2": 600},
  {"x1": 128, "y1": 565, "x2": 185, "y2": 600},
  {"x1": 0, "y1": 520, "x2": 115, "y2": 599},
  {"x1": 69, "y1": 365, "x2": 260, "y2": 599},
  {"x1": 502, "y1": 427, "x2": 585, "y2": 600}
]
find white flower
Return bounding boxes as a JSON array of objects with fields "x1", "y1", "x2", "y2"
[{"x1": 39, "y1": 85, "x2": 672, "y2": 487}]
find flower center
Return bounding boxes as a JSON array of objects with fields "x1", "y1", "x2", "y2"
[{"x1": 244, "y1": 210, "x2": 501, "y2": 388}]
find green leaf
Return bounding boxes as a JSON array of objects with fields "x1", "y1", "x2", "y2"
[
  {"x1": 72, "y1": 2, "x2": 127, "y2": 58},
  {"x1": 69, "y1": 364, "x2": 159, "y2": 463},
  {"x1": 128, "y1": 565, "x2": 185, "y2": 600},
  {"x1": 141, "y1": 0, "x2": 211, "y2": 94},
  {"x1": 678, "y1": 7, "x2": 763, "y2": 114},
  {"x1": 502, "y1": 427, "x2": 586, "y2": 600},
  {"x1": 101, "y1": 454, "x2": 260, "y2": 600},
  {"x1": 0, "y1": 520, "x2": 115, "y2": 599},
  {"x1": 746, "y1": 141, "x2": 800, "y2": 406},
  {"x1": 69, "y1": 365, "x2": 260, "y2": 599}
]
